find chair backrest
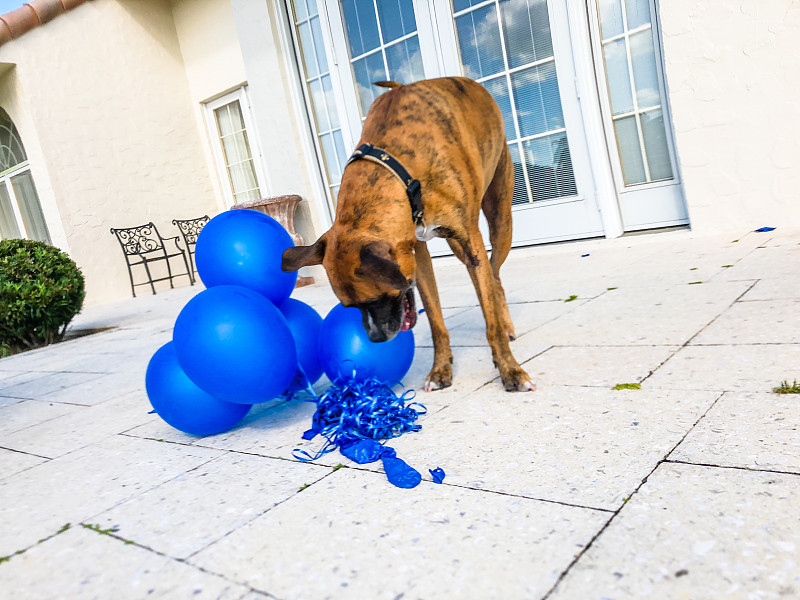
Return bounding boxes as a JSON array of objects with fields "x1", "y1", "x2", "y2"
[
  {"x1": 172, "y1": 216, "x2": 210, "y2": 247},
  {"x1": 110, "y1": 223, "x2": 166, "y2": 256}
]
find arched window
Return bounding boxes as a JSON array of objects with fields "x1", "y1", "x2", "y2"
[{"x1": 0, "y1": 108, "x2": 50, "y2": 243}]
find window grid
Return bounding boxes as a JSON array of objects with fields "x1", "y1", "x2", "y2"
[
  {"x1": 213, "y1": 102, "x2": 261, "y2": 203},
  {"x1": 343, "y1": 0, "x2": 423, "y2": 120},
  {"x1": 599, "y1": 0, "x2": 670, "y2": 185},
  {"x1": 291, "y1": 0, "x2": 347, "y2": 205},
  {"x1": 455, "y1": 0, "x2": 576, "y2": 204}
]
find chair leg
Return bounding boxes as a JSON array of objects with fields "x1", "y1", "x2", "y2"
[
  {"x1": 126, "y1": 261, "x2": 137, "y2": 298},
  {"x1": 181, "y1": 251, "x2": 194, "y2": 286},
  {"x1": 142, "y1": 260, "x2": 157, "y2": 295},
  {"x1": 163, "y1": 253, "x2": 176, "y2": 289}
]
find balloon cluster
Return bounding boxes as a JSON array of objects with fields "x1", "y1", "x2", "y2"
[{"x1": 145, "y1": 209, "x2": 415, "y2": 436}]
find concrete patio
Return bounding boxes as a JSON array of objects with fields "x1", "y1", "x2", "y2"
[{"x1": 1, "y1": 226, "x2": 798, "y2": 599}]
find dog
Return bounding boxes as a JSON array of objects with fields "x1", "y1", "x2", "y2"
[{"x1": 282, "y1": 77, "x2": 534, "y2": 392}]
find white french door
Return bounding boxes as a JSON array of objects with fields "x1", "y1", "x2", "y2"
[{"x1": 285, "y1": 0, "x2": 685, "y2": 245}]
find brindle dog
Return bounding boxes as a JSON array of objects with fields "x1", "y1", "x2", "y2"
[{"x1": 282, "y1": 76, "x2": 535, "y2": 392}]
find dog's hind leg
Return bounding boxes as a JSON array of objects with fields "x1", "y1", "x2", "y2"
[
  {"x1": 457, "y1": 230, "x2": 534, "y2": 392},
  {"x1": 414, "y1": 240, "x2": 453, "y2": 391},
  {"x1": 481, "y1": 144, "x2": 516, "y2": 341}
]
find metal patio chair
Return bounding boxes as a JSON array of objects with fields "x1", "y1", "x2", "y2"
[
  {"x1": 172, "y1": 215, "x2": 210, "y2": 280},
  {"x1": 110, "y1": 222, "x2": 194, "y2": 297}
]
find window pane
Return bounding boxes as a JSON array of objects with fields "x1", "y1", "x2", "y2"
[
  {"x1": 499, "y1": 0, "x2": 553, "y2": 69},
  {"x1": 0, "y1": 109, "x2": 28, "y2": 172},
  {"x1": 333, "y1": 130, "x2": 348, "y2": 175},
  {"x1": 603, "y1": 38, "x2": 634, "y2": 115},
  {"x1": 378, "y1": 0, "x2": 417, "y2": 44},
  {"x1": 522, "y1": 133, "x2": 577, "y2": 201},
  {"x1": 320, "y1": 132, "x2": 342, "y2": 182},
  {"x1": 385, "y1": 36, "x2": 425, "y2": 83},
  {"x1": 352, "y1": 51, "x2": 387, "y2": 116},
  {"x1": 0, "y1": 183, "x2": 21, "y2": 239},
  {"x1": 306, "y1": 0, "x2": 318, "y2": 17},
  {"x1": 613, "y1": 116, "x2": 646, "y2": 185},
  {"x1": 511, "y1": 62, "x2": 564, "y2": 138},
  {"x1": 310, "y1": 16, "x2": 329, "y2": 73},
  {"x1": 11, "y1": 171, "x2": 50, "y2": 244},
  {"x1": 228, "y1": 161, "x2": 259, "y2": 197},
  {"x1": 321, "y1": 74, "x2": 339, "y2": 129},
  {"x1": 294, "y1": 0, "x2": 308, "y2": 21},
  {"x1": 597, "y1": 0, "x2": 623, "y2": 39},
  {"x1": 298, "y1": 21, "x2": 319, "y2": 78},
  {"x1": 641, "y1": 109, "x2": 673, "y2": 181},
  {"x1": 453, "y1": 0, "x2": 484, "y2": 12},
  {"x1": 508, "y1": 143, "x2": 529, "y2": 205},
  {"x1": 221, "y1": 131, "x2": 250, "y2": 165},
  {"x1": 483, "y1": 75, "x2": 516, "y2": 141},
  {"x1": 630, "y1": 29, "x2": 660, "y2": 109},
  {"x1": 625, "y1": 0, "x2": 651, "y2": 29},
  {"x1": 309, "y1": 78, "x2": 330, "y2": 131},
  {"x1": 215, "y1": 102, "x2": 245, "y2": 136},
  {"x1": 342, "y1": 0, "x2": 381, "y2": 57},
  {"x1": 455, "y1": 5, "x2": 505, "y2": 79}
]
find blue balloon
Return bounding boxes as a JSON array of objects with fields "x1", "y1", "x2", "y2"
[
  {"x1": 173, "y1": 285, "x2": 297, "y2": 404},
  {"x1": 318, "y1": 303, "x2": 414, "y2": 384},
  {"x1": 279, "y1": 298, "x2": 324, "y2": 392},
  {"x1": 146, "y1": 342, "x2": 250, "y2": 436},
  {"x1": 194, "y1": 209, "x2": 298, "y2": 305}
]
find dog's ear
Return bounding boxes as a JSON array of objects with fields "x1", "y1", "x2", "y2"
[
  {"x1": 281, "y1": 236, "x2": 326, "y2": 272},
  {"x1": 355, "y1": 241, "x2": 408, "y2": 290}
]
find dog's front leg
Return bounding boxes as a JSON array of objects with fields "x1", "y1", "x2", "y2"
[
  {"x1": 414, "y1": 241, "x2": 453, "y2": 391},
  {"x1": 459, "y1": 234, "x2": 535, "y2": 392}
]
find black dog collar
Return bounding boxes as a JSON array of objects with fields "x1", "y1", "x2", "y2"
[{"x1": 346, "y1": 143, "x2": 424, "y2": 225}]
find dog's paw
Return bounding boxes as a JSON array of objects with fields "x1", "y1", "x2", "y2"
[
  {"x1": 501, "y1": 368, "x2": 536, "y2": 392},
  {"x1": 424, "y1": 365, "x2": 453, "y2": 392}
]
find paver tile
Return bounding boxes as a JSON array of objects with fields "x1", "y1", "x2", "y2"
[
  {"x1": 671, "y1": 392, "x2": 800, "y2": 473},
  {"x1": 0, "y1": 435, "x2": 222, "y2": 556},
  {"x1": 1, "y1": 526, "x2": 248, "y2": 599},
  {"x1": 550, "y1": 463, "x2": 800, "y2": 600},
  {"x1": 0, "y1": 399, "x2": 78, "y2": 437},
  {"x1": 190, "y1": 469, "x2": 610, "y2": 600},
  {"x1": 387, "y1": 385, "x2": 719, "y2": 510},
  {"x1": 691, "y1": 299, "x2": 800, "y2": 344},
  {"x1": 0, "y1": 392, "x2": 157, "y2": 458},
  {"x1": 518, "y1": 281, "x2": 752, "y2": 348},
  {"x1": 645, "y1": 344, "x2": 800, "y2": 392},
  {"x1": 0, "y1": 448, "x2": 47, "y2": 481},
  {"x1": 526, "y1": 345, "x2": 678, "y2": 388},
  {"x1": 95, "y1": 453, "x2": 330, "y2": 559}
]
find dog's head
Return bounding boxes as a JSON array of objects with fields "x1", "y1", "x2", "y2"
[{"x1": 282, "y1": 231, "x2": 417, "y2": 342}]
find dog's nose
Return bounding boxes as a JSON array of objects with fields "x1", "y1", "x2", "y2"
[{"x1": 367, "y1": 327, "x2": 391, "y2": 343}]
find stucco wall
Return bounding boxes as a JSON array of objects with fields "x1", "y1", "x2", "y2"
[
  {"x1": 659, "y1": 0, "x2": 800, "y2": 233},
  {"x1": 0, "y1": 0, "x2": 218, "y2": 304}
]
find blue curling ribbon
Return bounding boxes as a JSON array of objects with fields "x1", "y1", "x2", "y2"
[{"x1": 292, "y1": 376, "x2": 426, "y2": 463}]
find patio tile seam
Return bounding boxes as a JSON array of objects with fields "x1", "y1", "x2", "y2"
[
  {"x1": 181, "y1": 468, "x2": 340, "y2": 566},
  {"x1": 664, "y1": 459, "x2": 800, "y2": 478},
  {"x1": 71, "y1": 523, "x2": 279, "y2": 598},
  {"x1": 541, "y1": 390, "x2": 726, "y2": 599},
  {"x1": 639, "y1": 280, "x2": 760, "y2": 384},
  {"x1": 0, "y1": 444, "x2": 51, "y2": 462}
]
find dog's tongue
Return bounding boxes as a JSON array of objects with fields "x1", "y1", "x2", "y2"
[{"x1": 401, "y1": 292, "x2": 417, "y2": 331}]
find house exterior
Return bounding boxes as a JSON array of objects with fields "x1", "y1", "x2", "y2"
[{"x1": 0, "y1": 0, "x2": 797, "y2": 304}]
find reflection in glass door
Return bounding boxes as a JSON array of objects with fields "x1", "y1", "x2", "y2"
[
  {"x1": 453, "y1": 0, "x2": 577, "y2": 206},
  {"x1": 341, "y1": 0, "x2": 426, "y2": 117}
]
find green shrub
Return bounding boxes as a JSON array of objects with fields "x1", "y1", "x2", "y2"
[{"x1": 0, "y1": 239, "x2": 85, "y2": 357}]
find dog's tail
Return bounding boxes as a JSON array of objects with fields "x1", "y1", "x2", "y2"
[{"x1": 373, "y1": 81, "x2": 402, "y2": 89}]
